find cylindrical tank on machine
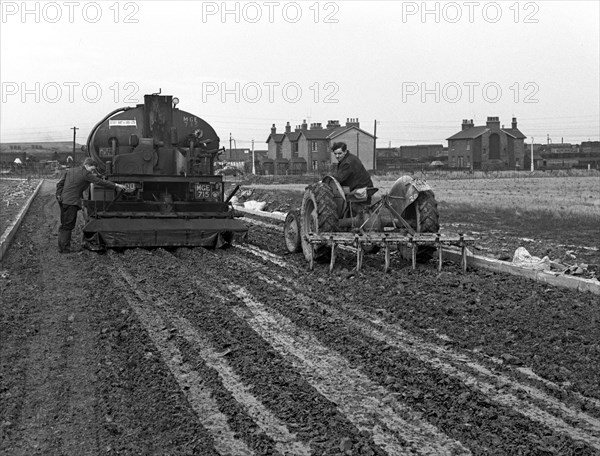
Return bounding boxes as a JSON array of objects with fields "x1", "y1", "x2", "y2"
[{"x1": 87, "y1": 94, "x2": 220, "y2": 176}]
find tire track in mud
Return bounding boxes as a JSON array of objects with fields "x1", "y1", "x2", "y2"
[
  {"x1": 111, "y1": 248, "x2": 471, "y2": 455},
  {"x1": 207, "y1": 243, "x2": 600, "y2": 453},
  {"x1": 97, "y1": 230, "x2": 598, "y2": 454},
  {"x1": 110, "y1": 250, "x2": 389, "y2": 455},
  {"x1": 223, "y1": 285, "x2": 471, "y2": 455},
  {"x1": 232, "y1": 246, "x2": 600, "y2": 449},
  {"x1": 244, "y1": 216, "x2": 600, "y2": 406},
  {"x1": 112, "y1": 263, "x2": 313, "y2": 456}
]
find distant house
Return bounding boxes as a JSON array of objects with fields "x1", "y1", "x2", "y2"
[
  {"x1": 266, "y1": 118, "x2": 375, "y2": 175},
  {"x1": 446, "y1": 117, "x2": 527, "y2": 169}
]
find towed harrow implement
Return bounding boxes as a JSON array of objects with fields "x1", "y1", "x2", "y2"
[{"x1": 284, "y1": 175, "x2": 475, "y2": 272}]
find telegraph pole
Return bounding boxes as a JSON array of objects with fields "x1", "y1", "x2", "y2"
[
  {"x1": 251, "y1": 139, "x2": 256, "y2": 174},
  {"x1": 71, "y1": 126, "x2": 78, "y2": 155},
  {"x1": 373, "y1": 120, "x2": 378, "y2": 171},
  {"x1": 530, "y1": 137, "x2": 534, "y2": 171}
]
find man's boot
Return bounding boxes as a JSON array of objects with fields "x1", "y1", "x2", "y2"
[{"x1": 58, "y1": 230, "x2": 72, "y2": 253}]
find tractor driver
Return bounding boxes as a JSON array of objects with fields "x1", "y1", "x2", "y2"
[{"x1": 332, "y1": 142, "x2": 374, "y2": 198}]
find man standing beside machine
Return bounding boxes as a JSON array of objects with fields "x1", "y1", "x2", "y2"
[{"x1": 56, "y1": 157, "x2": 127, "y2": 253}]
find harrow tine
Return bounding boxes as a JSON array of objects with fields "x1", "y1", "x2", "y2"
[
  {"x1": 329, "y1": 242, "x2": 337, "y2": 273},
  {"x1": 460, "y1": 233, "x2": 467, "y2": 272},
  {"x1": 309, "y1": 245, "x2": 315, "y2": 271},
  {"x1": 436, "y1": 234, "x2": 443, "y2": 272},
  {"x1": 384, "y1": 242, "x2": 390, "y2": 273},
  {"x1": 410, "y1": 237, "x2": 417, "y2": 270},
  {"x1": 356, "y1": 243, "x2": 364, "y2": 271}
]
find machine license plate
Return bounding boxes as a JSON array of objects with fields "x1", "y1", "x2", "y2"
[{"x1": 194, "y1": 183, "x2": 220, "y2": 200}]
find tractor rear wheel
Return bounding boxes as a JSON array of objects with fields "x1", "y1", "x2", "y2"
[
  {"x1": 283, "y1": 210, "x2": 302, "y2": 253},
  {"x1": 401, "y1": 190, "x2": 439, "y2": 263},
  {"x1": 300, "y1": 182, "x2": 338, "y2": 263}
]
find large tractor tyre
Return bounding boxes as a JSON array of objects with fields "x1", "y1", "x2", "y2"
[
  {"x1": 300, "y1": 182, "x2": 339, "y2": 263},
  {"x1": 401, "y1": 190, "x2": 440, "y2": 263},
  {"x1": 283, "y1": 210, "x2": 302, "y2": 253}
]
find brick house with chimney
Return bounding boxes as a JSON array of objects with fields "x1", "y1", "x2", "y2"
[
  {"x1": 446, "y1": 117, "x2": 527, "y2": 169},
  {"x1": 266, "y1": 118, "x2": 375, "y2": 175}
]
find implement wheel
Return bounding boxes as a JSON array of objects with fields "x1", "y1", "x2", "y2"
[
  {"x1": 300, "y1": 182, "x2": 338, "y2": 263},
  {"x1": 284, "y1": 210, "x2": 302, "y2": 253},
  {"x1": 402, "y1": 190, "x2": 440, "y2": 263}
]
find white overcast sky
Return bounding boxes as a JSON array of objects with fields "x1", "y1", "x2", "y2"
[{"x1": 1, "y1": 0, "x2": 599, "y2": 148}]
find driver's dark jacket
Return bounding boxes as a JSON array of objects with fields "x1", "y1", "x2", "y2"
[
  {"x1": 56, "y1": 166, "x2": 118, "y2": 208},
  {"x1": 334, "y1": 152, "x2": 373, "y2": 191}
]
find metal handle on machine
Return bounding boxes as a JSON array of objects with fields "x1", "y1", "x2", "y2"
[{"x1": 225, "y1": 185, "x2": 240, "y2": 203}]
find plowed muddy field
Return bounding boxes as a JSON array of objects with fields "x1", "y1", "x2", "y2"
[{"x1": 1, "y1": 180, "x2": 599, "y2": 455}]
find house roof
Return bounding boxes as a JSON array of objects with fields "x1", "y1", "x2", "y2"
[
  {"x1": 265, "y1": 133, "x2": 285, "y2": 144},
  {"x1": 447, "y1": 125, "x2": 527, "y2": 141},
  {"x1": 328, "y1": 125, "x2": 375, "y2": 140},
  {"x1": 284, "y1": 131, "x2": 302, "y2": 142},
  {"x1": 301, "y1": 128, "x2": 335, "y2": 140},
  {"x1": 502, "y1": 128, "x2": 527, "y2": 139},
  {"x1": 446, "y1": 126, "x2": 489, "y2": 140}
]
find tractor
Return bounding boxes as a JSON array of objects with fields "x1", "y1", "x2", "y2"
[{"x1": 284, "y1": 175, "x2": 473, "y2": 272}]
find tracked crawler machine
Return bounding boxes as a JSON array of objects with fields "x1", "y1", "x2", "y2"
[
  {"x1": 82, "y1": 93, "x2": 247, "y2": 250},
  {"x1": 284, "y1": 175, "x2": 474, "y2": 272}
]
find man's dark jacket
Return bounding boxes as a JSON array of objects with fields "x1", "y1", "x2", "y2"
[
  {"x1": 334, "y1": 152, "x2": 373, "y2": 191},
  {"x1": 56, "y1": 166, "x2": 118, "y2": 207}
]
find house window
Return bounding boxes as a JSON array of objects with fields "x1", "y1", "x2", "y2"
[
  {"x1": 311, "y1": 141, "x2": 317, "y2": 152},
  {"x1": 276, "y1": 144, "x2": 282, "y2": 159},
  {"x1": 312, "y1": 160, "x2": 318, "y2": 170},
  {"x1": 466, "y1": 144, "x2": 470, "y2": 151},
  {"x1": 458, "y1": 156, "x2": 464, "y2": 167}
]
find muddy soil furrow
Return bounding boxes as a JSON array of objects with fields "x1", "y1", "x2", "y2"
[
  {"x1": 182, "y1": 245, "x2": 598, "y2": 455},
  {"x1": 115, "y1": 248, "x2": 388, "y2": 455},
  {"x1": 2, "y1": 181, "x2": 598, "y2": 455},
  {"x1": 235, "y1": 238, "x2": 600, "y2": 413},
  {"x1": 245, "y1": 218, "x2": 600, "y2": 400},
  {"x1": 1, "y1": 182, "x2": 220, "y2": 455},
  {"x1": 116, "y1": 248, "x2": 470, "y2": 455},
  {"x1": 226, "y1": 286, "x2": 472, "y2": 455},
  {"x1": 237, "y1": 257, "x2": 600, "y2": 448},
  {"x1": 114, "y1": 262, "x2": 313, "y2": 456},
  {"x1": 231, "y1": 246, "x2": 600, "y2": 419},
  {"x1": 108, "y1": 266, "x2": 256, "y2": 456}
]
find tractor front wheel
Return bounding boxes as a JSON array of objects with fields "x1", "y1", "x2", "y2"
[{"x1": 283, "y1": 210, "x2": 302, "y2": 253}]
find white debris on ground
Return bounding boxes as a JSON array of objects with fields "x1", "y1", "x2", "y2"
[
  {"x1": 512, "y1": 247, "x2": 551, "y2": 270},
  {"x1": 512, "y1": 246, "x2": 596, "y2": 279}
]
